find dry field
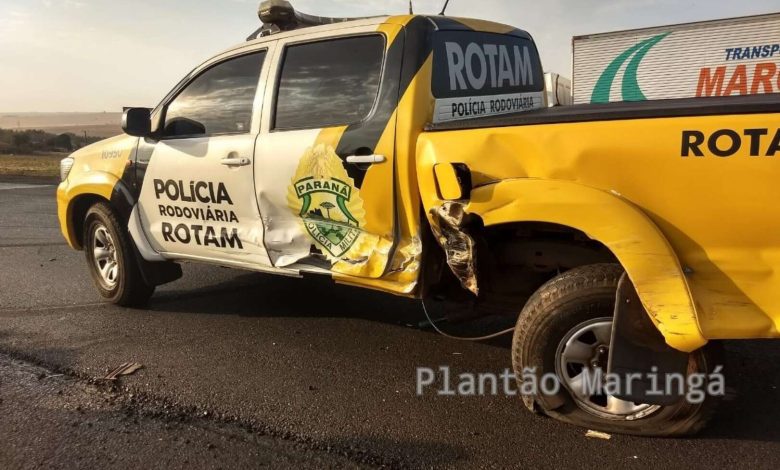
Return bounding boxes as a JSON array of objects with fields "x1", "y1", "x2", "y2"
[
  {"x1": 0, "y1": 112, "x2": 122, "y2": 138},
  {"x1": 0, "y1": 153, "x2": 64, "y2": 178},
  {"x1": 0, "y1": 113, "x2": 121, "y2": 178}
]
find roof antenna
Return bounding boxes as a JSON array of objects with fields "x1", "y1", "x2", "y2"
[
  {"x1": 408, "y1": 0, "x2": 414, "y2": 14},
  {"x1": 438, "y1": 0, "x2": 450, "y2": 15}
]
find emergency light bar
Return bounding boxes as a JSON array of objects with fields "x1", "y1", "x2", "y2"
[{"x1": 247, "y1": 0, "x2": 374, "y2": 40}]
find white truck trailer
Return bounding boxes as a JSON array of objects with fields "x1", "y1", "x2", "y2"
[{"x1": 573, "y1": 12, "x2": 780, "y2": 104}]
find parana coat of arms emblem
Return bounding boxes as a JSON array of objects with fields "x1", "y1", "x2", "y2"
[{"x1": 287, "y1": 144, "x2": 366, "y2": 261}]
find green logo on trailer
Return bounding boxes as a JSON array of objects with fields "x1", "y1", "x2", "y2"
[{"x1": 591, "y1": 33, "x2": 670, "y2": 103}]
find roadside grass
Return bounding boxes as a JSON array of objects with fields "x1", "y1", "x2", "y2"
[{"x1": 0, "y1": 153, "x2": 65, "y2": 178}]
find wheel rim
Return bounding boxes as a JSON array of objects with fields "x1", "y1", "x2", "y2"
[
  {"x1": 92, "y1": 224, "x2": 119, "y2": 289},
  {"x1": 555, "y1": 317, "x2": 661, "y2": 421}
]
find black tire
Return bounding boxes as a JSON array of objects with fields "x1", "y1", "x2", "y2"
[
  {"x1": 83, "y1": 202, "x2": 154, "y2": 307},
  {"x1": 512, "y1": 263, "x2": 723, "y2": 436}
]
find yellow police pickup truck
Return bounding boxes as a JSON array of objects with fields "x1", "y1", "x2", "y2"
[{"x1": 56, "y1": 1, "x2": 780, "y2": 436}]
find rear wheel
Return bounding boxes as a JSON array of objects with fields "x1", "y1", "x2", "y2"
[
  {"x1": 512, "y1": 263, "x2": 722, "y2": 436},
  {"x1": 83, "y1": 202, "x2": 154, "y2": 307}
]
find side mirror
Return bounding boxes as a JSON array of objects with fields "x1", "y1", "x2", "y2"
[{"x1": 122, "y1": 107, "x2": 152, "y2": 137}]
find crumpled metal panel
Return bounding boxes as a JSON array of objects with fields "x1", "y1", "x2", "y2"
[{"x1": 428, "y1": 201, "x2": 478, "y2": 296}]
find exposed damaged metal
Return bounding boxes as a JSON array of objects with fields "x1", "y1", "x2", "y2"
[
  {"x1": 429, "y1": 202, "x2": 478, "y2": 296},
  {"x1": 386, "y1": 236, "x2": 422, "y2": 275}
]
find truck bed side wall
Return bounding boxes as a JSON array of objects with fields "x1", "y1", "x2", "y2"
[{"x1": 417, "y1": 111, "x2": 780, "y2": 344}]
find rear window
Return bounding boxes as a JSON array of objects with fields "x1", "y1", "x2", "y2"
[{"x1": 432, "y1": 31, "x2": 545, "y2": 123}]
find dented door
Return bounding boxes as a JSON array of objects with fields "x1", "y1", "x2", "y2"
[{"x1": 254, "y1": 24, "x2": 403, "y2": 278}]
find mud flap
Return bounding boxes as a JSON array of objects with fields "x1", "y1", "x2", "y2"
[
  {"x1": 130, "y1": 240, "x2": 182, "y2": 287},
  {"x1": 125, "y1": 204, "x2": 182, "y2": 287},
  {"x1": 607, "y1": 273, "x2": 689, "y2": 405}
]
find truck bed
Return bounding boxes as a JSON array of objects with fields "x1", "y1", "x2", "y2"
[{"x1": 417, "y1": 92, "x2": 780, "y2": 342}]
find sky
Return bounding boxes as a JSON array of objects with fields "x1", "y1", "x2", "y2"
[{"x1": 0, "y1": 0, "x2": 778, "y2": 112}]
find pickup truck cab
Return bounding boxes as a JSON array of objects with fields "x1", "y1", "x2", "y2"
[{"x1": 56, "y1": 1, "x2": 780, "y2": 436}]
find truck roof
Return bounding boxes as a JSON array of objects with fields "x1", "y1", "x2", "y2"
[
  {"x1": 245, "y1": 0, "x2": 530, "y2": 41},
  {"x1": 243, "y1": 13, "x2": 530, "y2": 46},
  {"x1": 211, "y1": 13, "x2": 532, "y2": 65}
]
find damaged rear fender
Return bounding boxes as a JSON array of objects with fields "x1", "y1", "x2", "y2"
[
  {"x1": 462, "y1": 178, "x2": 707, "y2": 353},
  {"x1": 428, "y1": 201, "x2": 479, "y2": 296}
]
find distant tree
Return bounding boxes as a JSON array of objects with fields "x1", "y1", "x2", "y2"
[
  {"x1": 12, "y1": 132, "x2": 30, "y2": 147},
  {"x1": 0, "y1": 127, "x2": 90, "y2": 154},
  {"x1": 53, "y1": 133, "x2": 73, "y2": 151},
  {"x1": 11, "y1": 132, "x2": 32, "y2": 152},
  {"x1": 0, "y1": 128, "x2": 12, "y2": 145}
]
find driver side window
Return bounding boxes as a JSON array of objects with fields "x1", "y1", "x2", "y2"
[{"x1": 163, "y1": 50, "x2": 266, "y2": 138}]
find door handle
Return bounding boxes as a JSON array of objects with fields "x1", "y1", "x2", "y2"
[
  {"x1": 220, "y1": 157, "x2": 251, "y2": 167},
  {"x1": 345, "y1": 154, "x2": 386, "y2": 164}
]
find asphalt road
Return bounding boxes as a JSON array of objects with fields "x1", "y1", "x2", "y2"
[{"x1": 1, "y1": 179, "x2": 779, "y2": 469}]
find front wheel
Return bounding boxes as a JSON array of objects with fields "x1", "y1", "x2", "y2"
[
  {"x1": 83, "y1": 202, "x2": 154, "y2": 307},
  {"x1": 512, "y1": 264, "x2": 722, "y2": 436}
]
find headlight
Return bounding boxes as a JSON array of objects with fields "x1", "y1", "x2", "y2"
[{"x1": 60, "y1": 157, "x2": 75, "y2": 182}]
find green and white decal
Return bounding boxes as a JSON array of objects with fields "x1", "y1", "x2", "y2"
[
  {"x1": 573, "y1": 13, "x2": 780, "y2": 104},
  {"x1": 590, "y1": 33, "x2": 669, "y2": 103},
  {"x1": 287, "y1": 144, "x2": 367, "y2": 261}
]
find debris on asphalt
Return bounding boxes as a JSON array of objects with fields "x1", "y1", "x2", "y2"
[
  {"x1": 1, "y1": 353, "x2": 359, "y2": 467},
  {"x1": 103, "y1": 362, "x2": 143, "y2": 381},
  {"x1": 585, "y1": 430, "x2": 612, "y2": 440}
]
